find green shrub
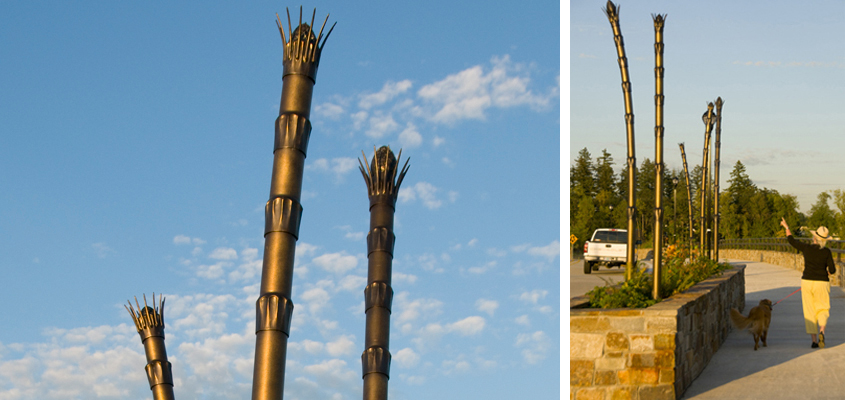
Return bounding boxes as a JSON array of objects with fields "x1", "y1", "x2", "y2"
[{"x1": 586, "y1": 248, "x2": 732, "y2": 309}]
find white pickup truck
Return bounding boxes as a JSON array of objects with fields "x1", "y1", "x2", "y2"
[{"x1": 582, "y1": 228, "x2": 631, "y2": 274}]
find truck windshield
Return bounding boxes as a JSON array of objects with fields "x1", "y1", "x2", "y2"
[{"x1": 593, "y1": 231, "x2": 627, "y2": 243}]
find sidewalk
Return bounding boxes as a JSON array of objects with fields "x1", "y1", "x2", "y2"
[{"x1": 681, "y1": 260, "x2": 845, "y2": 399}]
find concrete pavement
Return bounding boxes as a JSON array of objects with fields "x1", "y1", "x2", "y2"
[{"x1": 681, "y1": 260, "x2": 845, "y2": 399}]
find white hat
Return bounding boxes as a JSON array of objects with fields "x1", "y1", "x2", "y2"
[{"x1": 812, "y1": 226, "x2": 831, "y2": 246}]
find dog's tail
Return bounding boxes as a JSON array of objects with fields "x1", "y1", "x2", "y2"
[{"x1": 730, "y1": 308, "x2": 751, "y2": 330}]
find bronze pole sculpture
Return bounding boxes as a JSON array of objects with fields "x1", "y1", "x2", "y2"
[
  {"x1": 699, "y1": 103, "x2": 715, "y2": 256},
  {"x1": 713, "y1": 97, "x2": 724, "y2": 261},
  {"x1": 126, "y1": 294, "x2": 174, "y2": 400},
  {"x1": 358, "y1": 146, "x2": 410, "y2": 400},
  {"x1": 679, "y1": 143, "x2": 694, "y2": 251},
  {"x1": 251, "y1": 9, "x2": 335, "y2": 400},
  {"x1": 604, "y1": 1, "x2": 637, "y2": 281},
  {"x1": 652, "y1": 13, "x2": 666, "y2": 299}
]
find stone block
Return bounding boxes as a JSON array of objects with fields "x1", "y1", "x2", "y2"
[
  {"x1": 571, "y1": 316, "x2": 611, "y2": 333},
  {"x1": 574, "y1": 387, "x2": 605, "y2": 400},
  {"x1": 647, "y1": 316, "x2": 677, "y2": 333},
  {"x1": 617, "y1": 368, "x2": 658, "y2": 385},
  {"x1": 606, "y1": 332, "x2": 629, "y2": 350},
  {"x1": 606, "y1": 351, "x2": 624, "y2": 358},
  {"x1": 629, "y1": 353, "x2": 655, "y2": 368},
  {"x1": 609, "y1": 316, "x2": 646, "y2": 332},
  {"x1": 571, "y1": 360, "x2": 594, "y2": 387},
  {"x1": 630, "y1": 335, "x2": 653, "y2": 352},
  {"x1": 638, "y1": 384, "x2": 674, "y2": 400},
  {"x1": 596, "y1": 357, "x2": 625, "y2": 371},
  {"x1": 655, "y1": 350, "x2": 674, "y2": 369},
  {"x1": 610, "y1": 387, "x2": 633, "y2": 400},
  {"x1": 654, "y1": 333, "x2": 675, "y2": 350},
  {"x1": 659, "y1": 368, "x2": 675, "y2": 384},
  {"x1": 594, "y1": 370, "x2": 617, "y2": 385},
  {"x1": 571, "y1": 334, "x2": 604, "y2": 358}
]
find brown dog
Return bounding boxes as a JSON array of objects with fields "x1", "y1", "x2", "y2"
[{"x1": 730, "y1": 299, "x2": 773, "y2": 350}]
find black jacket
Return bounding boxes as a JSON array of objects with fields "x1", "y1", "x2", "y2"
[{"x1": 788, "y1": 235, "x2": 836, "y2": 281}]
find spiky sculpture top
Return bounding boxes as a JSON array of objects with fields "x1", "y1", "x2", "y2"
[
  {"x1": 359, "y1": 146, "x2": 410, "y2": 203},
  {"x1": 276, "y1": 8, "x2": 335, "y2": 82},
  {"x1": 125, "y1": 293, "x2": 174, "y2": 400}
]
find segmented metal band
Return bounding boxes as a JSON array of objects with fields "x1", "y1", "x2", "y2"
[
  {"x1": 145, "y1": 360, "x2": 173, "y2": 388},
  {"x1": 265, "y1": 196, "x2": 303, "y2": 239},
  {"x1": 367, "y1": 227, "x2": 395, "y2": 256},
  {"x1": 256, "y1": 293, "x2": 294, "y2": 336},
  {"x1": 138, "y1": 326, "x2": 165, "y2": 342},
  {"x1": 361, "y1": 346, "x2": 391, "y2": 378},
  {"x1": 364, "y1": 281, "x2": 393, "y2": 313},
  {"x1": 274, "y1": 113, "x2": 312, "y2": 156}
]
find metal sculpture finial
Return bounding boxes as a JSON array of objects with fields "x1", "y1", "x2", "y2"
[
  {"x1": 275, "y1": 7, "x2": 336, "y2": 81},
  {"x1": 603, "y1": 1, "x2": 620, "y2": 22},
  {"x1": 125, "y1": 293, "x2": 166, "y2": 331},
  {"x1": 358, "y1": 146, "x2": 410, "y2": 198}
]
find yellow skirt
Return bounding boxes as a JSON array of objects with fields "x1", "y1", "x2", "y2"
[{"x1": 801, "y1": 279, "x2": 831, "y2": 334}]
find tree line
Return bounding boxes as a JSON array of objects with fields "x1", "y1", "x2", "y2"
[{"x1": 570, "y1": 147, "x2": 845, "y2": 250}]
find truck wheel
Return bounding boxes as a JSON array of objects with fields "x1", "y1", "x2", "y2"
[{"x1": 584, "y1": 261, "x2": 592, "y2": 274}]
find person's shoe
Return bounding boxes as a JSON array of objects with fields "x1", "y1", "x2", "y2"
[
  {"x1": 812, "y1": 342, "x2": 819, "y2": 348},
  {"x1": 820, "y1": 333, "x2": 825, "y2": 348}
]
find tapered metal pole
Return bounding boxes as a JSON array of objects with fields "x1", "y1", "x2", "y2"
[
  {"x1": 358, "y1": 146, "x2": 410, "y2": 400},
  {"x1": 652, "y1": 14, "x2": 666, "y2": 300},
  {"x1": 251, "y1": 9, "x2": 335, "y2": 400},
  {"x1": 699, "y1": 103, "x2": 715, "y2": 256},
  {"x1": 713, "y1": 97, "x2": 724, "y2": 261},
  {"x1": 604, "y1": 1, "x2": 637, "y2": 281},
  {"x1": 679, "y1": 143, "x2": 694, "y2": 251},
  {"x1": 126, "y1": 294, "x2": 174, "y2": 400}
]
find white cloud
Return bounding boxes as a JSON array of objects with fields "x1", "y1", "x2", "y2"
[
  {"x1": 359, "y1": 80, "x2": 413, "y2": 109},
  {"x1": 393, "y1": 272, "x2": 417, "y2": 285},
  {"x1": 325, "y1": 335, "x2": 355, "y2": 356},
  {"x1": 315, "y1": 102, "x2": 345, "y2": 119},
  {"x1": 309, "y1": 157, "x2": 359, "y2": 178},
  {"x1": 468, "y1": 261, "x2": 496, "y2": 274},
  {"x1": 528, "y1": 240, "x2": 560, "y2": 260},
  {"x1": 173, "y1": 235, "x2": 192, "y2": 245},
  {"x1": 519, "y1": 290, "x2": 548, "y2": 305},
  {"x1": 196, "y1": 261, "x2": 230, "y2": 280},
  {"x1": 209, "y1": 247, "x2": 238, "y2": 260},
  {"x1": 301, "y1": 287, "x2": 331, "y2": 314},
  {"x1": 395, "y1": 292, "x2": 443, "y2": 325},
  {"x1": 448, "y1": 316, "x2": 486, "y2": 336},
  {"x1": 351, "y1": 111, "x2": 368, "y2": 130},
  {"x1": 475, "y1": 299, "x2": 499, "y2": 316},
  {"x1": 467, "y1": 238, "x2": 478, "y2": 247},
  {"x1": 515, "y1": 314, "x2": 531, "y2": 326},
  {"x1": 393, "y1": 348, "x2": 420, "y2": 368},
  {"x1": 417, "y1": 55, "x2": 553, "y2": 124},
  {"x1": 433, "y1": 136, "x2": 445, "y2": 147},
  {"x1": 302, "y1": 359, "x2": 358, "y2": 391},
  {"x1": 399, "y1": 182, "x2": 443, "y2": 209},
  {"x1": 228, "y1": 248, "x2": 262, "y2": 282},
  {"x1": 398, "y1": 123, "x2": 423, "y2": 148},
  {"x1": 337, "y1": 274, "x2": 367, "y2": 292},
  {"x1": 312, "y1": 252, "x2": 358, "y2": 275},
  {"x1": 365, "y1": 113, "x2": 399, "y2": 139},
  {"x1": 92, "y1": 242, "x2": 115, "y2": 259},
  {"x1": 515, "y1": 331, "x2": 551, "y2": 364}
]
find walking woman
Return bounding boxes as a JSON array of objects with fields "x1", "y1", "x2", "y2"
[{"x1": 780, "y1": 217, "x2": 836, "y2": 348}]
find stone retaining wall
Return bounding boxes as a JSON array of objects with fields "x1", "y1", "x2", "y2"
[
  {"x1": 717, "y1": 248, "x2": 845, "y2": 287},
  {"x1": 570, "y1": 265, "x2": 745, "y2": 400}
]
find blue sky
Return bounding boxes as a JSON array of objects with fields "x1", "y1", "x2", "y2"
[
  {"x1": 0, "y1": 1, "x2": 560, "y2": 399},
  {"x1": 570, "y1": 0, "x2": 845, "y2": 212}
]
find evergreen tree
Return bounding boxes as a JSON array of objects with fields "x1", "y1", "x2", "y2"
[
  {"x1": 831, "y1": 189, "x2": 845, "y2": 237},
  {"x1": 808, "y1": 191, "x2": 837, "y2": 232}
]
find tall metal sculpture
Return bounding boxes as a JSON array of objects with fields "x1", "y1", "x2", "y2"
[
  {"x1": 700, "y1": 103, "x2": 715, "y2": 256},
  {"x1": 713, "y1": 97, "x2": 724, "y2": 261},
  {"x1": 604, "y1": 1, "x2": 637, "y2": 281},
  {"x1": 252, "y1": 8, "x2": 335, "y2": 400},
  {"x1": 679, "y1": 143, "x2": 694, "y2": 252},
  {"x1": 651, "y1": 13, "x2": 666, "y2": 299},
  {"x1": 357, "y1": 146, "x2": 410, "y2": 400},
  {"x1": 126, "y1": 294, "x2": 174, "y2": 400}
]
